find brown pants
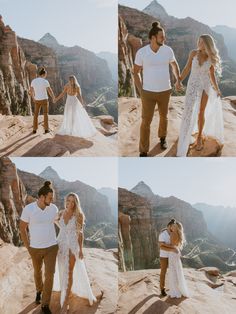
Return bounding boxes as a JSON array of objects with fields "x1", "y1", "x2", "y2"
[
  {"x1": 160, "y1": 257, "x2": 169, "y2": 290},
  {"x1": 29, "y1": 244, "x2": 58, "y2": 306},
  {"x1": 139, "y1": 89, "x2": 172, "y2": 153},
  {"x1": 33, "y1": 99, "x2": 49, "y2": 131}
]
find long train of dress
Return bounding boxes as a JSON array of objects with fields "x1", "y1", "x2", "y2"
[
  {"x1": 53, "y1": 215, "x2": 97, "y2": 307},
  {"x1": 167, "y1": 252, "x2": 190, "y2": 298},
  {"x1": 177, "y1": 56, "x2": 224, "y2": 157},
  {"x1": 57, "y1": 95, "x2": 97, "y2": 138}
]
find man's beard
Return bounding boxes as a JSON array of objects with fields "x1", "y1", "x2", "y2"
[
  {"x1": 44, "y1": 201, "x2": 51, "y2": 206},
  {"x1": 156, "y1": 39, "x2": 164, "y2": 46}
]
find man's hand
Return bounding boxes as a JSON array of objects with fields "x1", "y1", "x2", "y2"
[
  {"x1": 173, "y1": 247, "x2": 179, "y2": 254},
  {"x1": 175, "y1": 80, "x2": 184, "y2": 92}
]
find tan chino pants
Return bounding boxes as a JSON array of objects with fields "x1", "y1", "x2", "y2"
[
  {"x1": 33, "y1": 99, "x2": 49, "y2": 131},
  {"x1": 160, "y1": 257, "x2": 169, "y2": 290},
  {"x1": 139, "y1": 89, "x2": 172, "y2": 153},
  {"x1": 28, "y1": 244, "x2": 58, "y2": 306}
]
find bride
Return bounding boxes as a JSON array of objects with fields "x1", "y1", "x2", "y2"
[
  {"x1": 177, "y1": 34, "x2": 224, "y2": 156},
  {"x1": 167, "y1": 222, "x2": 189, "y2": 298},
  {"x1": 55, "y1": 75, "x2": 97, "y2": 138},
  {"x1": 53, "y1": 193, "x2": 97, "y2": 313}
]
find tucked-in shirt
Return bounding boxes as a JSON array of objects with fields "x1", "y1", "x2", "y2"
[
  {"x1": 21, "y1": 201, "x2": 58, "y2": 248},
  {"x1": 135, "y1": 44, "x2": 176, "y2": 92},
  {"x1": 31, "y1": 77, "x2": 50, "y2": 100},
  {"x1": 159, "y1": 229, "x2": 170, "y2": 258}
]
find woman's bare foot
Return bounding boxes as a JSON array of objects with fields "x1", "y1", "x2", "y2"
[{"x1": 196, "y1": 136, "x2": 203, "y2": 151}]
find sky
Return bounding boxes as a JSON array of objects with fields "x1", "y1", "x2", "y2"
[
  {"x1": 11, "y1": 157, "x2": 118, "y2": 190},
  {"x1": 119, "y1": 158, "x2": 236, "y2": 208},
  {"x1": 0, "y1": 0, "x2": 117, "y2": 53},
  {"x1": 119, "y1": 0, "x2": 236, "y2": 28}
]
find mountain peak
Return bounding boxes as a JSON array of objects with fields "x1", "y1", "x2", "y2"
[
  {"x1": 38, "y1": 33, "x2": 60, "y2": 49},
  {"x1": 39, "y1": 166, "x2": 61, "y2": 182},
  {"x1": 143, "y1": 0, "x2": 169, "y2": 20},
  {"x1": 131, "y1": 181, "x2": 155, "y2": 198}
]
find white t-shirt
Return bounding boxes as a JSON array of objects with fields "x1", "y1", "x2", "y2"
[
  {"x1": 31, "y1": 77, "x2": 50, "y2": 100},
  {"x1": 135, "y1": 44, "x2": 176, "y2": 92},
  {"x1": 159, "y1": 229, "x2": 170, "y2": 258},
  {"x1": 21, "y1": 201, "x2": 58, "y2": 249}
]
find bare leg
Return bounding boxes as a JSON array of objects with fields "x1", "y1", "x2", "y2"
[
  {"x1": 196, "y1": 90, "x2": 208, "y2": 150},
  {"x1": 60, "y1": 250, "x2": 76, "y2": 314}
]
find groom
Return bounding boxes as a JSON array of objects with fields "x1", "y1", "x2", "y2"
[
  {"x1": 158, "y1": 218, "x2": 178, "y2": 296},
  {"x1": 19, "y1": 181, "x2": 58, "y2": 314},
  {"x1": 30, "y1": 67, "x2": 55, "y2": 134},
  {"x1": 134, "y1": 22, "x2": 182, "y2": 156}
]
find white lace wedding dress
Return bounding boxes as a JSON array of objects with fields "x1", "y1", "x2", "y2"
[
  {"x1": 53, "y1": 215, "x2": 97, "y2": 307},
  {"x1": 57, "y1": 94, "x2": 97, "y2": 138},
  {"x1": 177, "y1": 56, "x2": 224, "y2": 156},
  {"x1": 167, "y1": 251, "x2": 190, "y2": 298}
]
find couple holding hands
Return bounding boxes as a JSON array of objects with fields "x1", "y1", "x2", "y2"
[
  {"x1": 134, "y1": 21, "x2": 224, "y2": 157},
  {"x1": 30, "y1": 67, "x2": 97, "y2": 138}
]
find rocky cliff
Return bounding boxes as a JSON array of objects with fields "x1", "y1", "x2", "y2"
[
  {"x1": 118, "y1": 188, "x2": 158, "y2": 270},
  {"x1": 0, "y1": 16, "x2": 34, "y2": 115},
  {"x1": 132, "y1": 181, "x2": 208, "y2": 241},
  {"x1": 119, "y1": 182, "x2": 235, "y2": 272},
  {"x1": 0, "y1": 157, "x2": 26, "y2": 245},
  {"x1": 118, "y1": 96, "x2": 236, "y2": 157},
  {"x1": 1, "y1": 17, "x2": 117, "y2": 120},
  {"x1": 0, "y1": 244, "x2": 117, "y2": 314},
  {"x1": 118, "y1": 268, "x2": 236, "y2": 314},
  {"x1": 118, "y1": 15, "x2": 142, "y2": 97}
]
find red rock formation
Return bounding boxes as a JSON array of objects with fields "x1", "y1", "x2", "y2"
[
  {"x1": 0, "y1": 157, "x2": 27, "y2": 245},
  {"x1": 118, "y1": 188, "x2": 158, "y2": 270},
  {"x1": 118, "y1": 211, "x2": 134, "y2": 271},
  {"x1": 131, "y1": 181, "x2": 208, "y2": 241},
  {"x1": 118, "y1": 15, "x2": 142, "y2": 97},
  {"x1": 0, "y1": 16, "x2": 35, "y2": 115}
]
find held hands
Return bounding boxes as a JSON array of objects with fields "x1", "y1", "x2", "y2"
[
  {"x1": 175, "y1": 80, "x2": 184, "y2": 92},
  {"x1": 79, "y1": 250, "x2": 84, "y2": 259},
  {"x1": 173, "y1": 247, "x2": 180, "y2": 255},
  {"x1": 216, "y1": 89, "x2": 222, "y2": 98}
]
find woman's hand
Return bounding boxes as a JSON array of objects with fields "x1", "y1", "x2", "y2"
[
  {"x1": 79, "y1": 250, "x2": 84, "y2": 259},
  {"x1": 216, "y1": 89, "x2": 222, "y2": 98}
]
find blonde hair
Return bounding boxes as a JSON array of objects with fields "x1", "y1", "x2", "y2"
[
  {"x1": 199, "y1": 34, "x2": 222, "y2": 76},
  {"x1": 65, "y1": 192, "x2": 85, "y2": 234},
  {"x1": 69, "y1": 75, "x2": 80, "y2": 94},
  {"x1": 176, "y1": 222, "x2": 186, "y2": 250}
]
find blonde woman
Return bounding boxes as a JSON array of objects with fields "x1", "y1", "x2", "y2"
[
  {"x1": 177, "y1": 34, "x2": 224, "y2": 156},
  {"x1": 55, "y1": 76, "x2": 97, "y2": 137},
  {"x1": 53, "y1": 193, "x2": 96, "y2": 313},
  {"x1": 167, "y1": 222, "x2": 189, "y2": 298}
]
